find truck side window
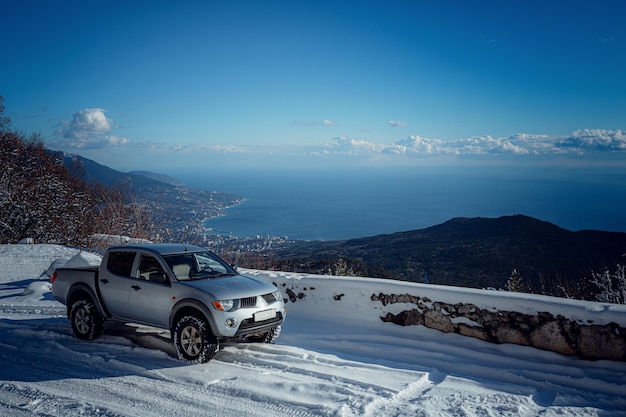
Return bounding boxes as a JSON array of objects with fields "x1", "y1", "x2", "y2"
[
  {"x1": 163, "y1": 254, "x2": 196, "y2": 280},
  {"x1": 138, "y1": 254, "x2": 167, "y2": 283},
  {"x1": 107, "y1": 251, "x2": 136, "y2": 278}
]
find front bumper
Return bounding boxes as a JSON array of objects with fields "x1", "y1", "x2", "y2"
[{"x1": 234, "y1": 311, "x2": 284, "y2": 338}]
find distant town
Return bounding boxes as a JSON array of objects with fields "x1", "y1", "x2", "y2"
[{"x1": 137, "y1": 181, "x2": 298, "y2": 255}]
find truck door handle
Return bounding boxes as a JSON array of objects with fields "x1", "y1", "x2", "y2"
[
  {"x1": 131, "y1": 285, "x2": 141, "y2": 291},
  {"x1": 100, "y1": 278, "x2": 109, "y2": 284}
]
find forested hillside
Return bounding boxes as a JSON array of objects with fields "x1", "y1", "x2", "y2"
[
  {"x1": 0, "y1": 96, "x2": 241, "y2": 247},
  {"x1": 0, "y1": 96, "x2": 151, "y2": 246},
  {"x1": 270, "y1": 215, "x2": 626, "y2": 300},
  {"x1": 56, "y1": 153, "x2": 242, "y2": 244}
]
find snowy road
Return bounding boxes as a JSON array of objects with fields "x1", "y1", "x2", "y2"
[
  {"x1": 2, "y1": 303, "x2": 625, "y2": 417},
  {"x1": 1, "y1": 244, "x2": 625, "y2": 416}
]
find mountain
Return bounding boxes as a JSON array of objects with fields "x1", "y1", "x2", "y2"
[
  {"x1": 129, "y1": 171, "x2": 185, "y2": 186},
  {"x1": 274, "y1": 215, "x2": 626, "y2": 297},
  {"x1": 56, "y1": 152, "x2": 242, "y2": 243},
  {"x1": 57, "y1": 152, "x2": 178, "y2": 191}
]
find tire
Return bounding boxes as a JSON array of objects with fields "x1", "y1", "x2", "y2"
[
  {"x1": 247, "y1": 325, "x2": 281, "y2": 343},
  {"x1": 69, "y1": 298, "x2": 104, "y2": 341},
  {"x1": 173, "y1": 315, "x2": 218, "y2": 363}
]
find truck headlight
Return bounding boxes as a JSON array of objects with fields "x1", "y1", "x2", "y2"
[{"x1": 212, "y1": 300, "x2": 235, "y2": 311}]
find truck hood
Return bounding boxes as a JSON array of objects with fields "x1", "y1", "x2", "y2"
[{"x1": 179, "y1": 274, "x2": 276, "y2": 300}]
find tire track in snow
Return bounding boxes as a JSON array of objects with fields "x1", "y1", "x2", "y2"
[
  {"x1": 354, "y1": 371, "x2": 449, "y2": 417},
  {"x1": 0, "y1": 305, "x2": 65, "y2": 317},
  {"x1": 0, "y1": 311, "x2": 324, "y2": 417},
  {"x1": 0, "y1": 382, "x2": 126, "y2": 417},
  {"x1": 215, "y1": 343, "x2": 437, "y2": 416}
]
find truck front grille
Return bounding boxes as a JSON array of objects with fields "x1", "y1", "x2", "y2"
[{"x1": 239, "y1": 296, "x2": 257, "y2": 308}]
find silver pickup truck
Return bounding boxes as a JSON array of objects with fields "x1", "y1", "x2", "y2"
[{"x1": 51, "y1": 243, "x2": 285, "y2": 363}]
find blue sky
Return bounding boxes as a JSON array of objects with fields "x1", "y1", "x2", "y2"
[{"x1": 2, "y1": 0, "x2": 625, "y2": 171}]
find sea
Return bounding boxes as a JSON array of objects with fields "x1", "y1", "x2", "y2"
[{"x1": 170, "y1": 165, "x2": 626, "y2": 241}]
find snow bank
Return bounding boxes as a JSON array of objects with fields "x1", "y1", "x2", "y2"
[
  {"x1": 1, "y1": 245, "x2": 625, "y2": 416},
  {"x1": 0, "y1": 244, "x2": 80, "y2": 281},
  {"x1": 241, "y1": 269, "x2": 626, "y2": 327},
  {"x1": 243, "y1": 269, "x2": 626, "y2": 360}
]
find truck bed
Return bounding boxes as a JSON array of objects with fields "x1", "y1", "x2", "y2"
[{"x1": 51, "y1": 266, "x2": 100, "y2": 307}]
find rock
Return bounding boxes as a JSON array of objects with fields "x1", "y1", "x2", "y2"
[
  {"x1": 424, "y1": 310, "x2": 454, "y2": 333},
  {"x1": 496, "y1": 327, "x2": 529, "y2": 346},
  {"x1": 372, "y1": 292, "x2": 626, "y2": 361},
  {"x1": 380, "y1": 309, "x2": 423, "y2": 326},
  {"x1": 457, "y1": 323, "x2": 488, "y2": 341},
  {"x1": 577, "y1": 323, "x2": 626, "y2": 361},
  {"x1": 285, "y1": 288, "x2": 298, "y2": 303},
  {"x1": 529, "y1": 321, "x2": 575, "y2": 356}
]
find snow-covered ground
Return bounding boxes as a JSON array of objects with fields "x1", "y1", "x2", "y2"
[{"x1": 1, "y1": 244, "x2": 625, "y2": 416}]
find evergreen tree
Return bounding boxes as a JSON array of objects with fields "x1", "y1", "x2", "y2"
[{"x1": 506, "y1": 269, "x2": 525, "y2": 292}]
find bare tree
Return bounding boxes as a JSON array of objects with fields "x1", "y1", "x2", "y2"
[
  {"x1": 0, "y1": 96, "x2": 10, "y2": 131},
  {"x1": 591, "y1": 264, "x2": 626, "y2": 304},
  {"x1": 326, "y1": 258, "x2": 361, "y2": 277},
  {"x1": 0, "y1": 97, "x2": 154, "y2": 247}
]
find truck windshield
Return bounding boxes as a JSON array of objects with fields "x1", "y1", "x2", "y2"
[{"x1": 163, "y1": 251, "x2": 237, "y2": 281}]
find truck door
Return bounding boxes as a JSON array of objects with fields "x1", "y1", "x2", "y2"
[
  {"x1": 124, "y1": 252, "x2": 172, "y2": 327},
  {"x1": 99, "y1": 250, "x2": 137, "y2": 319}
]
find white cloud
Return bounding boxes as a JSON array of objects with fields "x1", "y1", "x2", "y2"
[
  {"x1": 388, "y1": 120, "x2": 408, "y2": 127},
  {"x1": 557, "y1": 129, "x2": 626, "y2": 151},
  {"x1": 50, "y1": 109, "x2": 624, "y2": 164},
  {"x1": 190, "y1": 144, "x2": 259, "y2": 154},
  {"x1": 389, "y1": 135, "x2": 446, "y2": 155},
  {"x1": 453, "y1": 136, "x2": 531, "y2": 155},
  {"x1": 488, "y1": 139, "x2": 530, "y2": 155},
  {"x1": 107, "y1": 136, "x2": 130, "y2": 146},
  {"x1": 53, "y1": 108, "x2": 130, "y2": 149},
  {"x1": 326, "y1": 136, "x2": 386, "y2": 154},
  {"x1": 309, "y1": 130, "x2": 625, "y2": 159},
  {"x1": 62, "y1": 108, "x2": 113, "y2": 138},
  {"x1": 292, "y1": 119, "x2": 337, "y2": 127}
]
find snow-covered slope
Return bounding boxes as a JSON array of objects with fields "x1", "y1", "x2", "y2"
[{"x1": 1, "y1": 244, "x2": 625, "y2": 416}]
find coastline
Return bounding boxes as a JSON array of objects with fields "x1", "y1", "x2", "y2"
[
  {"x1": 202, "y1": 197, "x2": 246, "y2": 236},
  {"x1": 178, "y1": 166, "x2": 626, "y2": 241}
]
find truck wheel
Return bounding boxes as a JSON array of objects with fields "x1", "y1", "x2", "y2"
[
  {"x1": 173, "y1": 315, "x2": 218, "y2": 363},
  {"x1": 248, "y1": 325, "x2": 281, "y2": 343},
  {"x1": 69, "y1": 299, "x2": 104, "y2": 341}
]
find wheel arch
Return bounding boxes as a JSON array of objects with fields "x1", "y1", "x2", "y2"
[
  {"x1": 169, "y1": 299, "x2": 217, "y2": 336},
  {"x1": 66, "y1": 283, "x2": 108, "y2": 319}
]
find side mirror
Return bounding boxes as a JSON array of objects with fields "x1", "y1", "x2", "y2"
[{"x1": 231, "y1": 264, "x2": 238, "y2": 272}]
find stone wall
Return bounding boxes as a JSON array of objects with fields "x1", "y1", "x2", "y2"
[{"x1": 371, "y1": 292, "x2": 626, "y2": 361}]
